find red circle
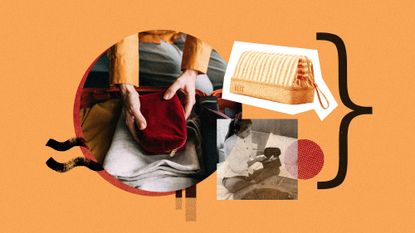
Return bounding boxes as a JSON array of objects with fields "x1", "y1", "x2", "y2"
[{"x1": 298, "y1": 139, "x2": 324, "y2": 180}]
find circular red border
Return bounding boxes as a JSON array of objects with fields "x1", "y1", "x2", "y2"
[{"x1": 73, "y1": 52, "x2": 174, "y2": 196}]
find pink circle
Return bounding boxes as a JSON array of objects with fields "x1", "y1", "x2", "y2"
[{"x1": 284, "y1": 141, "x2": 298, "y2": 178}]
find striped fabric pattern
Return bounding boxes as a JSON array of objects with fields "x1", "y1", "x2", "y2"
[{"x1": 232, "y1": 51, "x2": 313, "y2": 88}]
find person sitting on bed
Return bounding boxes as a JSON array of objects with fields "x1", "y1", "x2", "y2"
[{"x1": 221, "y1": 119, "x2": 279, "y2": 193}]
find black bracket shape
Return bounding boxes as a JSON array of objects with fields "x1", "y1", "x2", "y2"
[
  {"x1": 316, "y1": 33, "x2": 373, "y2": 189},
  {"x1": 46, "y1": 137, "x2": 87, "y2": 151},
  {"x1": 46, "y1": 157, "x2": 103, "y2": 173}
]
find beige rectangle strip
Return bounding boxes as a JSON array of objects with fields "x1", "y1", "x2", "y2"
[
  {"x1": 185, "y1": 198, "x2": 196, "y2": 222},
  {"x1": 230, "y1": 78, "x2": 314, "y2": 104},
  {"x1": 175, "y1": 197, "x2": 182, "y2": 210}
]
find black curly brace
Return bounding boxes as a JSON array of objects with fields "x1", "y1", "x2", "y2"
[{"x1": 316, "y1": 33, "x2": 373, "y2": 189}]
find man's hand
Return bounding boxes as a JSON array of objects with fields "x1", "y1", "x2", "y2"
[
  {"x1": 163, "y1": 69, "x2": 198, "y2": 118},
  {"x1": 119, "y1": 84, "x2": 147, "y2": 133}
]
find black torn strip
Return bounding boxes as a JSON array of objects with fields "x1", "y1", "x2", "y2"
[
  {"x1": 46, "y1": 157, "x2": 103, "y2": 173},
  {"x1": 45, "y1": 137, "x2": 87, "y2": 151},
  {"x1": 185, "y1": 185, "x2": 197, "y2": 198}
]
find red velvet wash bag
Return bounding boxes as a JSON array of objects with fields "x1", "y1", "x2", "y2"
[{"x1": 132, "y1": 91, "x2": 187, "y2": 156}]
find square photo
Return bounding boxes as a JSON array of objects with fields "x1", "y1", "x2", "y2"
[{"x1": 217, "y1": 119, "x2": 298, "y2": 200}]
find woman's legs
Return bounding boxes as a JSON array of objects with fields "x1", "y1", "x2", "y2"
[
  {"x1": 250, "y1": 160, "x2": 281, "y2": 182},
  {"x1": 222, "y1": 176, "x2": 252, "y2": 193}
]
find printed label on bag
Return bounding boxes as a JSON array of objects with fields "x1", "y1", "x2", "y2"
[{"x1": 234, "y1": 84, "x2": 244, "y2": 93}]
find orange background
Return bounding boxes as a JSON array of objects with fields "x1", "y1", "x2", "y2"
[{"x1": 1, "y1": 0, "x2": 414, "y2": 232}]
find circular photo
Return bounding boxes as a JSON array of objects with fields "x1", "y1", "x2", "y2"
[{"x1": 74, "y1": 30, "x2": 241, "y2": 195}]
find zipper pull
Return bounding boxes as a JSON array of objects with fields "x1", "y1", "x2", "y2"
[{"x1": 170, "y1": 148, "x2": 178, "y2": 157}]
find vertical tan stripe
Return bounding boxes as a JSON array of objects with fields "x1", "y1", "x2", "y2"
[
  {"x1": 185, "y1": 198, "x2": 196, "y2": 221},
  {"x1": 244, "y1": 52, "x2": 257, "y2": 80},
  {"x1": 233, "y1": 51, "x2": 246, "y2": 78},
  {"x1": 265, "y1": 53, "x2": 279, "y2": 84},
  {"x1": 246, "y1": 52, "x2": 262, "y2": 81},
  {"x1": 269, "y1": 54, "x2": 284, "y2": 84},
  {"x1": 251, "y1": 52, "x2": 268, "y2": 81},
  {"x1": 240, "y1": 51, "x2": 256, "y2": 80},
  {"x1": 185, "y1": 186, "x2": 197, "y2": 221},
  {"x1": 234, "y1": 51, "x2": 251, "y2": 78},
  {"x1": 284, "y1": 56, "x2": 300, "y2": 87},
  {"x1": 275, "y1": 55, "x2": 290, "y2": 85},
  {"x1": 258, "y1": 52, "x2": 273, "y2": 82},
  {"x1": 279, "y1": 55, "x2": 291, "y2": 86},
  {"x1": 175, "y1": 198, "x2": 182, "y2": 210}
]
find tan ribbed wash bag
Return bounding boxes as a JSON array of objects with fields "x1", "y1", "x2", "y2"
[{"x1": 230, "y1": 51, "x2": 329, "y2": 109}]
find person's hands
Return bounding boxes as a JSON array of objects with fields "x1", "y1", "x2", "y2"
[
  {"x1": 248, "y1": 162, "x2": 263, "y2": 174},
  {"x1": 119, "y1": 84, "x2": 147, "y2": 134},
  {"x1": 247, "y1": 155, "x2": 266, "y2": 166},
  {"x1": 163, "y1": 69, "x2": 198, "y2": 118}
]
